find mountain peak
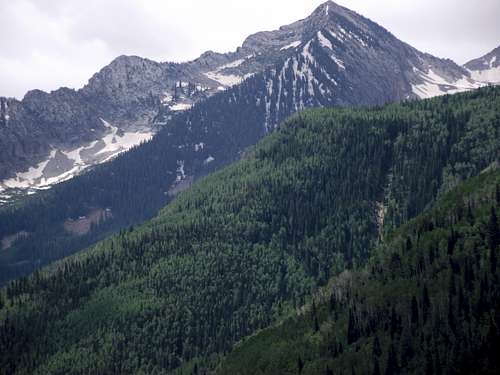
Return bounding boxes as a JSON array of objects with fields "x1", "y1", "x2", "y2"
[
  {"x1": 314, "y1": 1, "x2": 343, "y2": 16},
  {"x1": 310, "y1": 1, "x2": 356, "y2": 22},
  {"x1": 464, "y1": 44, "x2": 500, "y2": 84}
]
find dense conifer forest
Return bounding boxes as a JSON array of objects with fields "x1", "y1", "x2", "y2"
[
  {"x1": 217, "y1": 171, "x2": 500, "y2": 375},
  {"x1": 0, "y1": 88, "x2": 499, "y2": 374},
  {"x1": 0, "y1": 85, "x2": 499, "y2": 286}
]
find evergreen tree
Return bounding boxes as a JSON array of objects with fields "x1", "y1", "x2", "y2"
[
  {"x1": 488, "y1": 207, "x2": 499, "y2": 272},
  {"x1": 372, "y1": 335, "x2": 382, "y2": 358},
  {"x1": 411, "y1": 296, "x2": 419, "y2": 327},
  {"x1": 298, "y1": 357, "x2": 304, "y2": 374},
  {"x1": 372, "y1": 358, "x2": 381, "y2": 375},
  {"x1": 347, "y1": 309, "x2": 358, "y2": 344},
  {"x1": 385, "y1": 343, "x2": 398, "y2": 375},
  {"x1": 422, "y1": 285, "x2": 431, "y2": 324}
]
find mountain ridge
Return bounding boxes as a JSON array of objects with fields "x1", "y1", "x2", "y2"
[
  {"x1": 465, "y1": 45, "x2": 500, "y2": 84},
  {"x1": 0, "y1": 1, "x2": 495, "y2": 199}
]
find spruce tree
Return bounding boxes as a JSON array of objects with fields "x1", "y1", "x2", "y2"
[
  {"x1": 372, "y1": 336, "x2": 382, "y2": 358},
  {"x1": 488, "y1": 207, "x2": 500, "y2": 250},
  {"x1": 385, "y1": 343, "x2": 398, "y2": 375},
  {"x1": 347, "y1": 309, "x2": 358, "y2": 344},
  {"x1": 298, "y1": 357, "x2": 304, "y2": 374},
  {"x1": 372, "y1": 358, "x2": 381, "y2": 375}
]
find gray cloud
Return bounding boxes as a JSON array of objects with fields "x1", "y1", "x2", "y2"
[{"x1": 1, "y1": 0, "x2": 499, "y2": 99}]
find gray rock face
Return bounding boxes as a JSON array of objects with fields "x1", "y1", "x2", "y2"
[
  {"x1": 464, "y1": 45, "x2": 500, "y2": 84},
  {"x1": 0, "y1": 0, "x2": 490, "y2": 194},
  {"x1": 465, "y1": 45, "x2": 500, "y2": 71}
]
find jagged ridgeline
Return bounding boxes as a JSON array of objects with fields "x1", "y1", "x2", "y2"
[
  {"x1": 0, "y1": 87, "x2": 499, "y2": 374},
  {"x1": 217, "y1": 171, "x2": 500, "y2": 375}
]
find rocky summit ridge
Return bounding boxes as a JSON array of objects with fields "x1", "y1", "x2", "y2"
[{"x1": 0, "y1": 1, "x2": 497, "y2": 203}]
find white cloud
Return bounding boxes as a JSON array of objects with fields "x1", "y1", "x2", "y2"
[{"x1": 0, "y1": 0, "x2": 499, "y2": 99}]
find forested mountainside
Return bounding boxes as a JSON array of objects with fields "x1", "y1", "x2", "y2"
[
  {"x1": 0, "y1": 88, "x2": 499, "y2": 374},
  {"x1": 1, "y1": 86, "x2": 499, "y2": 286},
  {"x1": 0, "y1": 1, "x2": 492, "y2": 285},
  {"x1": 217, "y1": 171, "x2": 500, "y2": 375}
]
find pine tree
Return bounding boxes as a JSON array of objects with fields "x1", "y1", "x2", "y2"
[
  {"x1": 372, "y1": 336, "x2": 382, "y2": 357},
  {"x1": 411, "y1": 296, "x2": 419, "y2": 327},
  {"x1": 385, "y1": 343, "x2": 398, "y2": 375},
  {"x1": 424, "y1": 352, "x2": 434, "y2": 375},
  {"x1": 298, "y1": 357, "x2": 304, "y2": 374},
  {"x1": 487, "y1": 207, "x2": 499, "y2": 272},
  {"x1": 389, "y1": 307, "x2": 400, "y2": 338},
  {"x1": 347, "y1": 309, "x2": 358, "y2": 344},
  {"x1": 405, "y1": 236, "x2": 412, "y2": 252},
  {"x1": 372, "y1": 358, "x2": 381, "y2": 375},
  {"x1": 488, "y1": 207, "x2": 500, "y2": 250},
  {"x1": 422, "y1": 285, "x2": 431, "y2": 324},
  {"x1": 400, "y1": 325, "x2": 414, "y2": 367}
]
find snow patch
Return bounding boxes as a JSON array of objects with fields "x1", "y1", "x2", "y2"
[
  {"x1": 412, "y1": 68, "x2": 483, "y2": 99},
  {"x1": 170, "y1": 103, "x2": 192, "y2": 111},
  {"x1": 0, "y1": 120, "x2": 153, "y2": 201},
  {"x1": 219, "y1": 59, "x2": 245, "y2": 69},
  {"x1": 491, "y1": 56, "x2": 497, "y2": 67},
  {"x1": 204, "y1": 57, "x2": 253, "y2": 87},
  {"x1": 204, "y1": 156, "x2": 215, "y2": 165},
  {"x1": 317, "y1": 31, "x2": 333, "y2": 50},
  {"x1": 468, "y1": 66, "x2": 500, "y2": 84},
  {"x1": 328, "y1": 30, "x2": 343, "y2": 41},
  {"x1": 96, "y1": 120, "x2": 152, "y2": 162},
  {"x1": 205, "y1": 71, "x2": 243, "y2": 87},
  {"x1": 1, "y1": 150, "x2": 56, "y2": 190},
  {"x1": 280, "y1": 41, "x2": 302, "y2": 51},
  {"x1": 302, "y1": 41, "x2": 314, "y2": 63}
]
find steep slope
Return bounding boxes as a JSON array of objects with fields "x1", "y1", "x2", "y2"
[
  {"x1": 217, "y1": 171, "x2": 500, "y2": 375},
  {"x1": 465, "y1": 45, "x2": 500, "y2": 84},
  {"x1": 1, "y1": 3, "x2": 495, "y2": 284},
  {"x1": 0, "y1": 88, "x2": 499, "y2": 374},
  {"x1": 0, "y1": 1, "x2": 483, "y2": 199}
]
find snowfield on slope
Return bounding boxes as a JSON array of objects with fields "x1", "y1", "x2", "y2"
[{"x1": 0, "y1": 120, "x2": 153, "y2": 200}]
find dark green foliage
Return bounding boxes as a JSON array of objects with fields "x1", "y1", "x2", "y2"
[
  {"x1": 217, "y1": 171, "x2": 500, "y2": 375},
  {"x1": 488, "y1": 207, "x2": 499, "y2": 251},
  {"x1": 1, "y1": 86, "x2": 499, "y2": 286},
  {"x1": 0, "y1": 88, "x2": 499, "y2": 374}
]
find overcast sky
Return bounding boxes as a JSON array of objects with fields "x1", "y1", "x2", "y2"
[{"x1": 1, "y1": 0, "x2": 499, "y2": 99}]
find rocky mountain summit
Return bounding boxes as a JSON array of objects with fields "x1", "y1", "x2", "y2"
[{"x1": 0, "y1": 1, "x2": 496, "y2": 203}]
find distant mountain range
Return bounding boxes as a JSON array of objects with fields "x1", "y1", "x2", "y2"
[{"x1": 0, "y1": 1, "x2": 498, "y2": 202}]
